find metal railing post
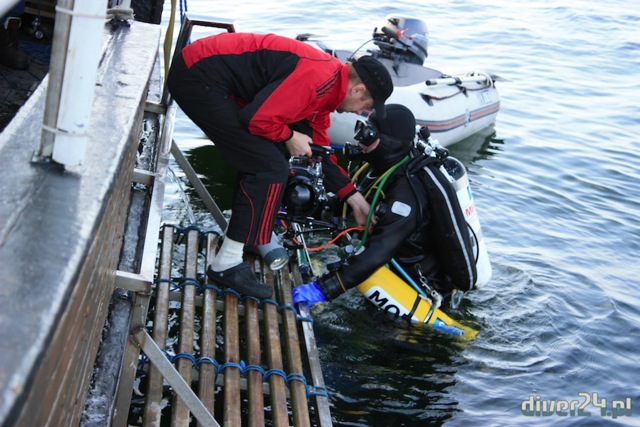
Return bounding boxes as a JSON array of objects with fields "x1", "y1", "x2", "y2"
[{"x1": 35, "y1": 0, "x2": 106, "y2": 166}]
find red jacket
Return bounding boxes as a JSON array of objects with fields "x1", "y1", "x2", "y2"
[{"x1": 181, "y1": 32, "x2": 356, "y2": 199}]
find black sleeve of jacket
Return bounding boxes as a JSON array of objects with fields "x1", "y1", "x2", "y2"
[
  {"x1": 320, "y1": 174, "x2": 427, "y2": 297},
  {"x1": 321, "y1": 154, "x2": 356, "y2": 199}
]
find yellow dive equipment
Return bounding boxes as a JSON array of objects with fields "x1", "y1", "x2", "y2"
[{"x1": 356, "y1": 266, "x2": 478, "y2": 340}]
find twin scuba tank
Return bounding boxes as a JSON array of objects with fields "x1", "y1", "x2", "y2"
[{"x1": 355, "y1": 129, "x2": 492, "y2": 331}]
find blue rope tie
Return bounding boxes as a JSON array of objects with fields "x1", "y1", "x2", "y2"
[
  {"x1": 286, "y1": 372, "x2": 308, "y2": 386},
  {"x1": 220, "y1": 287, "x2": 243, "y2": 299},
  {"x1": 181, "y1": 277, "x2": 201, "y2": 287},
  {"x1": 307, "y1": 385, "x2": 329, "y2": 398},
  {"x1": 296, "y1": 315, "x2": 315, "y2": 325},
  {"x1": 171, "y1": 277, "x2": 200, "y2": 291},
  {"x1": 244, "y1": 295, "x2": 262, "y2": 305},
  {"x1": 173, "y1": 352, "x2": 197, "y2": 366},
  {"x1": 180, "y1": 224, "x2": 201, "y2": 233},
  {"x1": 220, "y1": 361, "x2": 245, "y2": 372},
  {"x1": 156, "y1": 276, "x2": 311, "y2": 322},
  {"x1": 244, "y1": 364, "x2": 266, "y2": 376},
  {"x1": 263, "y1": 369, "x2": 287, "y2": 382},
  {"x1": 197, "y1": 357, "x2": 218, "y2": 368},
  {"x1": 159, "y1": 349, "x2": 329, "y2": 399},
  {"x1": 200, "y1": 283, "x2": 222, "y2": 293},
  {"x1": 215, "y1": 361, "x2": 245, "y2": 384},
  {"x1": 278, "y1": 304, "x2": 298, "y2": 315},
  {"x1": 262, "y1": 298, "x2": 279, "y2": 307}
]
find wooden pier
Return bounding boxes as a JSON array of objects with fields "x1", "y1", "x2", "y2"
[
  {"x1": 115, "y1": 225, "x2": 332, "y2": 426},
  {"x1": 0, "y1": 13, "x2": 332, "y2": 427}
]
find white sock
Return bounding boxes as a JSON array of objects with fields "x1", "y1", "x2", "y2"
[{"x1": 210, "y1": 236, "x2": 244, "y2": 272}]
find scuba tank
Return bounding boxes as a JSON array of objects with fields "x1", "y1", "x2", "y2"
[
  {"x1": 408, "y1": 126, "x2": 492, "y2": 288},
  {"x1": 440, "y1": 156, "x2": 492, "y2": 288}
]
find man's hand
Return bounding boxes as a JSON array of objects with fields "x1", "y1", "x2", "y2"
[
  {"x1": 284, "y1": 131, "x2": 313, "y2": 156},
  {"x1": 346, "y1": 192, "x2": 374, "y2": 227}
]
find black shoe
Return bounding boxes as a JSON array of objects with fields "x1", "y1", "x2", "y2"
[{"x1": 207, "y1": 262, "x2": 273, "y2": 299}]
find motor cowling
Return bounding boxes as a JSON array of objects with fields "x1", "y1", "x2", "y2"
[{"x1": 373, "y1": 15, "x2": 429, "y2": 65}]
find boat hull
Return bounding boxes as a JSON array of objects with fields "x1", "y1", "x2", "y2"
[{"x1": 322, "y1": 48, "x2": 500, "y2": 147}]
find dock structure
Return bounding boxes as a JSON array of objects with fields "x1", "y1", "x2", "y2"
[
  {"x1": 117, "y1": 225, "x2": 332, "y2": 427},
  {"x1": 0, "y1": 14, "x2": 332, "y2": 427}
]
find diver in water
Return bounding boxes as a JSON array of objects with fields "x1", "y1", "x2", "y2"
[{"x1": 293, "y1": 104, "x2": 478, "y2": 306}]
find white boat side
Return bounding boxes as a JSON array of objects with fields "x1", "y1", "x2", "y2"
[{"x1": 303, "y1": 39, "x2": 501, "y2": 147}]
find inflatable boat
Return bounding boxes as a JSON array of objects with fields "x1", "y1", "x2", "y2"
[{"x1": 298, "y1": 15, "x2": 502, "y2": 147}]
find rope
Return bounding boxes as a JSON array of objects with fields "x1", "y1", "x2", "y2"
[
  {"x1": 179, "y1": 0, "x2": 189, "y2": 19},
  {"x1": 158, "y1": 350, "x2": 328, "y2": 398},
  {"x1": 106, "y1": 7, "x2": 134, "y2": 21},
  {"x1": 423, "y1": 72, "x2": 493, "y2": 102},
  {"x1": 154, "y1": 274, "x2": 309, "y2": 323},
  {"x1": 150, "y1": 221, "x2": 327, "y2": 400},
  {"x1": 422, "y1": 87, "x2": 465, "y2": 102},
  {"x1": 55, "y1": 5, "x2": 105, "y2": 20}
]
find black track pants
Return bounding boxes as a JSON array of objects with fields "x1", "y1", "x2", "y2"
[{"x1": 168, "y1": 54, "x2": 289, "y2": 246}]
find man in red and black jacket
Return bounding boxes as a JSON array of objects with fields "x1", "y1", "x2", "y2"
[{"x1": 167, "y1": 31, "x2": 393, "y2": 298}]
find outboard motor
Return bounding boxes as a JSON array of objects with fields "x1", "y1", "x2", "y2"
[{"x1": 373, "y1": 15, "x2": 429, "y2": 65}]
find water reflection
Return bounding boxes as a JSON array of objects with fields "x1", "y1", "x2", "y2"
[
  {"x1": 311, "y1": 294, "x2": 467, "y2": 426},
  {"x1": 446, "y1": 124, "x2": 503, "y2": 166},
  {"x1": 171, "y1": 126, "x2": 511, "y2": 425},
  {"x1": 182, "y1": 143, "x2": 236, "y2": 212}
]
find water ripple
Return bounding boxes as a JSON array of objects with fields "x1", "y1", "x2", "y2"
[{"x1": 164, "y1": 0, "x2": 640, "y2": 424}]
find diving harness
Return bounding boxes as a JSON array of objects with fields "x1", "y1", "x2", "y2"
[{"x1": 342, "y1": 126, "x2": 468, "y2": 317}]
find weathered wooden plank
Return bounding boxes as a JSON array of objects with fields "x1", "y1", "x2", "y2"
[
  {"x1": 132, "y1": 329, "x2": 219, "y2": 427},
  {"x1": 290, "y1": 263, "x2": 333, "y2": 427},
  {"x1": 223, "y1": 278, "x2": 241, "y2": 426},
  {"x1": 262, "y1": 267, "x2": 290, "y2": 426},
  {"x1": 144, "y1": 225, "x2": 175, "y2": 426},
  {"x1": 279, "y1": 266, "x2": 311, "y2": 427},
  {"x1": 171, "y1": 228, "x2": 199, "y2": 427},
  {"x1": 245, "y1": 256, "x2": 266, "y2": 427},
  {"x1": 198, "y1": 232, "x2": 219, "y2": 425}
]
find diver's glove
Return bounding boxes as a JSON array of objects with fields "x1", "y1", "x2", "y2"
[{"x1": 292, "y1": 281, "x2": 327, "y2": 305}]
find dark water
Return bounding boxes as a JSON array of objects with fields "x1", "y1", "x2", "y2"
[{"x1": 163, "y1": 1, "x2": 640, "y2": 425}]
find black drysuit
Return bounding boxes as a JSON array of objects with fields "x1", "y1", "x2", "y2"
[{"x1": 319, "y1": 159, "x2": 478, "y2": 298}]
